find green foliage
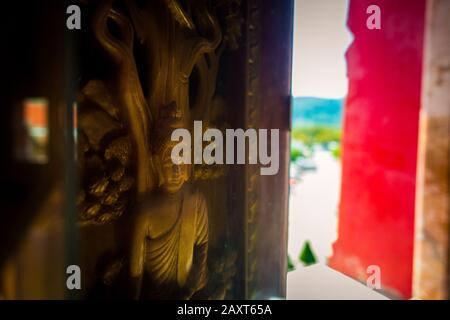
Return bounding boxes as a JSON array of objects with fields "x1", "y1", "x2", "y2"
[
  {"x1": 292, "y1": 125, "x2": 341, "y2": 147},
  {"x1": 290, "y1": 147, "x2": 304, "y2": 162},
  {"x1": 287, "y1": 255, "x2": 295, "y2": 272},
  {"x1": 299, "y1": 241, "x2": 317, "y2": 266},
  {"x1": 332, "y1": 145, "x2": 341, "y2": 159}
]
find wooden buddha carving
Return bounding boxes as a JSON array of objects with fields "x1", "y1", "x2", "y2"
[
  {"x1": 129, "y1": 104, "x2": 209, "y2": 300},
  {"x1": 74, "y1": 0, "x2": 243, "y2": 300}
]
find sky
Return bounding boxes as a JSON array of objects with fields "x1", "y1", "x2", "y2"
[{"x1": 292, "y1": 0, "x2": 352, "y2": 99}]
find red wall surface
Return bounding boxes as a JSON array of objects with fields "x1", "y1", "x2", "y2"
[{"x1": 329, "y1": 0, "x2": 426, "y2": 298}]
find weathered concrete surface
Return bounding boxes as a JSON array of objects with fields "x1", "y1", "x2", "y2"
[{"x1": 413, "y1": 0, "x2": 450, "y2": 300}]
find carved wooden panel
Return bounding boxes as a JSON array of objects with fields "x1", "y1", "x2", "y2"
[
  {"x1": 75, "y1": 0, "x2": 244, "y2": 299},
  {"x1": 0, "y1": 0, "x2": 292, "y2": 300}
]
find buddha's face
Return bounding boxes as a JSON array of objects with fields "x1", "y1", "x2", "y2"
[{"x1": 158, "y1": 147, "x2": 190, "y2": 194}]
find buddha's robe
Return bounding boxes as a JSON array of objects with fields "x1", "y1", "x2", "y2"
[{"x1": 130, "y1": 187, "x2": 208, "y2": 299}]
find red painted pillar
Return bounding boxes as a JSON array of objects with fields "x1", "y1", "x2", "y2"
[{"x1": 329, "y1": 0, "x2": 426, "y2": 298}]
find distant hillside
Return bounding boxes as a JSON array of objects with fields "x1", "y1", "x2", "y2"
[{"x1": 292, "y1": 97, "x2": 344, "y2": 128}]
